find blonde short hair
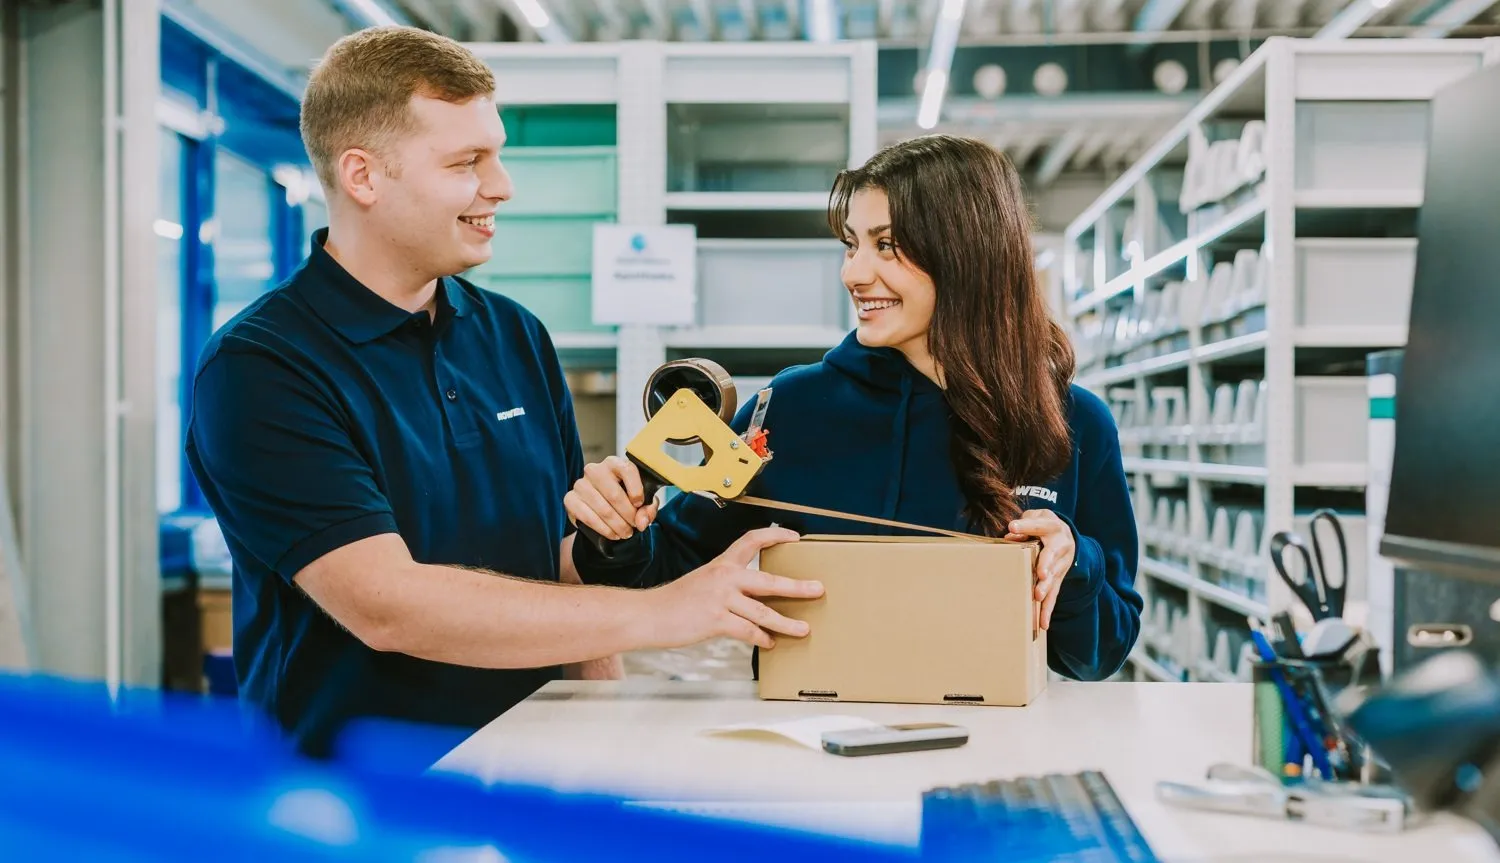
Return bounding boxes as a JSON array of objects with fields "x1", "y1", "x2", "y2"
[{"x1": 300, "y1": 26, "x2": 495, "y2": 190}]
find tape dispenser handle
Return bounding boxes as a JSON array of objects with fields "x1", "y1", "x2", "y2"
[{"x1": 576, "y1": 463, "x2": 667, "y2": 560}]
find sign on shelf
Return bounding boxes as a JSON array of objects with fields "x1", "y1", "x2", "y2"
[{"x1": 591, "y1": 224, "x2": 697, "y2": 326}]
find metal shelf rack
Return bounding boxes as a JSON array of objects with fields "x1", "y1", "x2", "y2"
[
  {"x1": 468, "y1": 40, "x2": 878, "y2": 455},
  {"x1": 1065, "y1": 38, "x2": 1500, "y2": 684}
]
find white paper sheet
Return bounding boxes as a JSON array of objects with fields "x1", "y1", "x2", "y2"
[{"x1": 703, "y1": 715, "x2": 882, "y2": 750}]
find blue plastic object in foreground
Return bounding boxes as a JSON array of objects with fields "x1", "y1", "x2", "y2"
[
  {"x1": 0, "y1": 674, "x2": 913, "y2": 861},
  {"x1": 0, "y1": 673, "x2": 1146, "y2": 861}
]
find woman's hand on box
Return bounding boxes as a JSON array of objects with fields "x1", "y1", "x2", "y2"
[
  {"x1": 1005, "y1": 509, "x2": 1076, "y2": 630},
  {"x1": 565, "y1": 455, "x2": 659, "y2": 540}
]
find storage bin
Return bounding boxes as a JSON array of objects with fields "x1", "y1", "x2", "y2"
[
  {"x1": 696, "y1": 239, "x2": 847, "y2": 328},
  {"x1": 499, "y1": 148, "x2": 617, "y2": 217},
  {"x1": 1294, "y1": 377, "x2": 1368, "y2": 468},
  {"x1": 486, "y1": 217, "x2": 600, "y2": 277},
  {"x1": 667, "y1": 103, "x2": 848, "y2": 194},
  {"x1": 500, "y1": 105, "x2": 617, "y2": 147},
  {"x1": 1294, "y1": 239, "x2": 1416, "y2": 330},
  {"x1": 1294, "y1": 102, "x2": 1428, "y2": 196}
]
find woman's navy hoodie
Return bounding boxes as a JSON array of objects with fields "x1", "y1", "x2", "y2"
[{"x1": 572, "y1": 331, "x2": 1143, "y2": 681}]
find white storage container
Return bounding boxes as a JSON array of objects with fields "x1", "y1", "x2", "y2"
[
  {"x1": 696, "y1": 239, "x2": 846, "y2": 328},
  {"x1": 1294, "y1": 238, "x2": 1417, "y2": 330},
  {"x1": 1294, "y1": 377, "x2": 1369, "y2": 469},
  {"x1": 1294, "y1": 102, "x2": 1429, "y2": 196}
]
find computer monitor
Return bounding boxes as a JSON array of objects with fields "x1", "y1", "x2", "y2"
[{"x1": 1380, "y1": 61, "x2": 1500, "y2": 582}]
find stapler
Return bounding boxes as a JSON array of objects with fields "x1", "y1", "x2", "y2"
[
  {"x1": 576, "y1": 358, "x2": 988, "y2": 559},
  {"x1": 576, "y1": 358, "x2": 775, "y2": 558}
]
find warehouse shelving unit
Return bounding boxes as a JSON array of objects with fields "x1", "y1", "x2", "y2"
[
  {"x1": 468, "y1": 40, "x2": 877, "y2": 455},
  {"x1": 1064, "y1": 38, "x2": 1499, "y2": 685}
]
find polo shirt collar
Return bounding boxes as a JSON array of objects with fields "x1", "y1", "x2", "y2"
[{"x1": 301, "y1": 228, "x2": 472, "y2": 344}]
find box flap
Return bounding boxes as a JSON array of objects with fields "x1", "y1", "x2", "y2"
[{"x1": 797, "y1": 533, "x2": 1033, "y2": 547}]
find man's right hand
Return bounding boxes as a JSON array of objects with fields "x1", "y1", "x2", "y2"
[
  {"x1": 643, "y1": 527, "x2": 822, "y2": 650},
  {"x1": 565, "y1": 455, "x2": 657, "y2": 541}
]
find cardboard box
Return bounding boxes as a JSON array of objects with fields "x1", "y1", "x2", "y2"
[
  {"x1": 758, "y1": 535, "x2": 1048, "y2": 707},
  {"x1": 197, "y1": 588, "x2": 233, "y2": 654}
]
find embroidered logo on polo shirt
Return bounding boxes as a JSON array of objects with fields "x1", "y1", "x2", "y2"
[
  {"x1": 1014, "y1": 485, "x2": 1059, "y2": 504},
  {"x1": 496, "y1": 407, "x2": 527, "y2": 422}
]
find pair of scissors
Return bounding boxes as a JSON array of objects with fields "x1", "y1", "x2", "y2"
[{"x1": 1269, "y1": 509, "x2": 1348, "y2": 621}]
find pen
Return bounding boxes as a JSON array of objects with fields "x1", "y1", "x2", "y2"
[{"x1": 1249, "y1": 629, "x2": 1335, "y2": 779}]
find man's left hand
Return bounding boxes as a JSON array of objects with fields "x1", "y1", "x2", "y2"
[{"x1": 1005, "y1": 509, "x2": 1076, "y2": 630}]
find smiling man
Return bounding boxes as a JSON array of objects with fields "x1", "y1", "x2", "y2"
[{"x1": 185, "y1": 26, "x2": 820, "y2": 758}]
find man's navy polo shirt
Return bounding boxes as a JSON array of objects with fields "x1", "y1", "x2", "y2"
[{"x1": 185, "y1": 229, "x2": 584, "y2": 757}]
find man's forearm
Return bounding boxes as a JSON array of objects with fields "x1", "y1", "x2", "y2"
[
  {"x1": 557, "y1": 534, "x2": 627, "y2": 679},
  {"x1": 366, "y1": 561, "x2": 657, "y2": 669}
]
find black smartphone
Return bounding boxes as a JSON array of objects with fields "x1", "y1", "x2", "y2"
[{"x1": 820, "y1": 723, "x2": 970, "y2": 757}]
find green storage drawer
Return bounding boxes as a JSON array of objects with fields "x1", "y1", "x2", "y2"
[
  {"x1": 481, "y1": 217, "x2": 601, "y2": 278},
  {"x1": 500, "y1": 105, "x2": 617, "y2": 147},
  {"x1": 474, "y1": 277, "x2": 610, "y2": 334},
  {"x1": 502, "y1": 148, "x2": 617, "y2": 218}
]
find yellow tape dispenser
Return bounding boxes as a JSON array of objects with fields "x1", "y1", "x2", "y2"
[{"x1": 576, "y1": 358, "x2": 774, "y2": 558}]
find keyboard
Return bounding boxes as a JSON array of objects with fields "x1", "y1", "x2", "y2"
[{"x1": 920, "y1": 771, "x2": 1158, "y2": 862}]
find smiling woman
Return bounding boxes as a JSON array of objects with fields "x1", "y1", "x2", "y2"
[
  {"x1": 827, "y1": 136, "x2": 1077, "y2": 538},
  {"x1": 569, "y1": 136, "x2": 1144, "y2": 683}
]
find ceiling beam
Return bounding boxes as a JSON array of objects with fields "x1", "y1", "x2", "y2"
[
  {"x1": 878, "y1": 0, "x2": 898, "y2": 36},
  {"x1": 804, "y1": 0, "x2": 842, "y2": 41},
  {"x1": 640, "y1": 0, "x2": 673, "y2": 39},
  {"x1": 738, "y1": 0, "x2": 762, "y2": 38},
  {"x1": 502, "y1": 0, "x2": 572, "y2": 41},
  {"x1": 882, "y1": 92, "x2": 1197, "y2": 126},
  {"x1": 1412, "y1": 0, "x2": 1497, "y2": 36},
  {"x1": 1314, "y1": 0, "x2": 1393, "y2": 39},
  {"x1": 1127, "y1": 0, "x2": 1189, "y2": 54},
  {"x1": 452, "y1": 0, "x2": 501, "y2": 40},
  {"x1": 786, "y1": 0, "x2": 802, "y2": 35},
  {"x1": 687, "y1": 0, "x2": 717, "y2": 40},
  {"x1": 968, "y1": 0, "x2": 1001, "y2": 35},
  {"x1": 592, "y1": 0, "x2": 632, "y2": 40},
  {"x1": 1034, "y1": 126, "x2": 1088, "y2": 186},
  {"x1": 398, "y1": 0, "x2": 448, "y2": 30},
  {"x1": 326, "y1": 0, "x2": 410, "y2": 28},
  {"x1": 1071, "y1": 130, "x2": 1112, "y2": 169},
  {"x1": 1092, "y1": 0, "x2": 1131, "y2": 30},
  {"x1": 917, "y1": 0, "x2": 969, "y2": 129}
]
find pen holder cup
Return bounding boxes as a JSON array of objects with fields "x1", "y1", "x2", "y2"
[{"x1": 1251, "y1": 657, "x2": 1388, "y2": 785}]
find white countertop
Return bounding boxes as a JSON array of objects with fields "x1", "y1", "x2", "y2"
[{"x1": 435, "y1": 679, "x2": 1500, "y2": 862}]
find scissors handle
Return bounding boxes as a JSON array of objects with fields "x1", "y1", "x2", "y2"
[
  {"x1": 1308, "y1": 509, "x2": 1348, "y2": 618},
  {"x1": 1270, "y1": 531, "x2": 1329, "y2": 621}
]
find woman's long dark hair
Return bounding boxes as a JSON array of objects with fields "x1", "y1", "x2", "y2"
[{"x1": 827, "y1": 134, "x2": 1076, "y2": 536}]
